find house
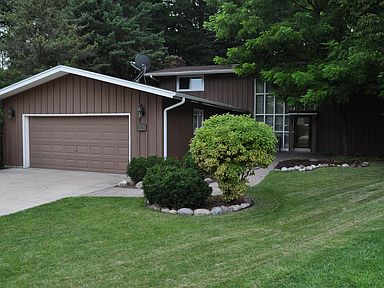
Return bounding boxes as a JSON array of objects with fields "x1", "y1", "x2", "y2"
[
  {"x1": 147, "y1": 65, "x2": 384, "y2": 157},
  {"x1": 0, "y1": 65, "x2": 243, "y2": 174},
  {"x1": 1, "y1": 64, "x2": 383, "y2": 174}
]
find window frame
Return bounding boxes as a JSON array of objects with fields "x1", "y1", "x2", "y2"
[
  {"x1": 176, "y1": 75, "x2": 204, "y2": 92},
  {"x1": 192, "y1": 109, "x2": 204, "y2": 133},
  {"x1": 254, "y1": 80, "x2": 289, "y2": 151}
]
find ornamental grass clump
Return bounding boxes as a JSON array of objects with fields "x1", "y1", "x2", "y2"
[{"x1": 190, "y1": 114, "x2": 277, "y2": 201}]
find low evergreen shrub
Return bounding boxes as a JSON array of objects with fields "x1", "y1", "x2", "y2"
[
  {"x1": 143, "y1": 164, "x2": 211, "y2": 209},
  {"x1": 127, "y1": 156, "x2": 163, "y2": 183}
]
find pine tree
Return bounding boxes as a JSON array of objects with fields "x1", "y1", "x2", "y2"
[
  {"x1": 0, "y1": 0, "x2": 82, "y2": 80},
  {"x1": 68, "y1": 0, "x2": 166, "y2": 78}
]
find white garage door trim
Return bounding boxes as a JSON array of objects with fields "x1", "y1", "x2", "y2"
[{"x1": 22, "y1": 113, "x2": 131, "y2": 169}]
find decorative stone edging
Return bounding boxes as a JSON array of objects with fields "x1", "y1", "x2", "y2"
[
  {"x1": 146, "y1": 196, "x2": 253, "y2": 216},
  {"x1": 278, "y1": 161, "x2": 369, "y2": 172}
]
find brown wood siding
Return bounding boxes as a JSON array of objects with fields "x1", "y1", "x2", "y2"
[
  {"x1": 166, "y1": 100, "x2": 232, "y2": 158},
  {"x1": 160, "y1": 74, "x2": 254, "y2": 113},
  {"x1": 2, "y1": 74, "x2": 163, "y2": 167},
  {"x1": 316, "y1": 94, "x2": 384, "y2": 156}
]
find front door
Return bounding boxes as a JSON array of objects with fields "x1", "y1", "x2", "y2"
[{"x1": 293, "y1": 116, "x2": 312, "y2": 150}]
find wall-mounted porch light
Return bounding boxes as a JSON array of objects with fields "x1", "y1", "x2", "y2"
[
  {"x1": 138, "y1": 103, "x2": 145, "y2": 120},
  {"x1": 7, "y1": 106, "x2": 15, "y2": 120}
]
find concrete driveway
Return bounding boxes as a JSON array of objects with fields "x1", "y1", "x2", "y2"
[{"x1": 0, "y1": 168, "x2": 126, "y2": 216}]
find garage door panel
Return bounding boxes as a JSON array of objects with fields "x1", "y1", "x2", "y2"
[{"x1": 29, "y1": 116, "x2": 129, "y2": 174}]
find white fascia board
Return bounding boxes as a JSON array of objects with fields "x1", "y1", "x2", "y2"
[
  {"x1": 0, "y1": 65, "x2": 176, "y2": 100},
  {"x1": 145, "y1": 69, "x2": 234, "y2": 77}
]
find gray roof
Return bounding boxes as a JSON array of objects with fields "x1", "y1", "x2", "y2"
[{"x1": 146, "y1": 64, "x2": 237, "y2": 76}]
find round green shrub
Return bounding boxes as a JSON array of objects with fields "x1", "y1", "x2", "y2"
[
  {"x1": 127, "y1": 156, "x2": 163, "y2": 183},
  {"x1": 190, "y1": 114, "x2": 277, "y2": 201},
  {"x1": 143, "y1": 164, "x2": 211, "y2": 209}
]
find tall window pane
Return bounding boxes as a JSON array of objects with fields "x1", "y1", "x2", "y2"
[
  {"x1": 276, "y1": 99, "x2": 284, "y2": 114},
  {"x1": 256, "y1": 81, "x2": 264, "y2": 93},
  {"x1": 255, "y1": 116, "x2": 264, "y2": 122},
  {"x1": 256, "y1": 95, "x2": 264, "y2": 114},
  {"x1": 284, "y1": 133, "x2": 289, "y2": 149},
  {"x1": 266, "y1": 95, "x2": 274, "y2": 114},
  {"x1": 275, "y1": 116, "x2": 283, "y2": 131},
  {"x1": 265, "y1": 116, "x2": 273, "y2": 127}
]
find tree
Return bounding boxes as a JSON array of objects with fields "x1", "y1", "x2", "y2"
[
  {"x1": 207, "y1": 0, "x2": 384, "y2": 153},
  {"x1": 162, "y1": 0, "x2": 230, "y2": 66},
  {"x1": 190, "y1": 114, "x2": 277, "y2": 201},
  {"x1": 67, "y1": 0, "x2": 166, "y2": 78},
  {"x1": 0, "y1": 0, "x2": 82, "y2": 81}
]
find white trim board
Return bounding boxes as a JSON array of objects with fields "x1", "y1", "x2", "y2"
[
  {"x1": 0, "y1": 65, "x2": 176, "y2": 100},
  {"x1": 22, "y1": 113, "x2": 131, "y2": 169}
]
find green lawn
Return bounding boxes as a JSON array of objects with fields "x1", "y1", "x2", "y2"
[{"x1": 1, "y1": 164, "x2": 384, "y2": 287}]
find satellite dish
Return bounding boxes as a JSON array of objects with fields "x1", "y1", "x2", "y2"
[
  {"x1": 131, "y1": 54, "x2": 151, "y2": 83},
  {"x1": 134, "y1": 54, "x2": 151, "y2": 70}
]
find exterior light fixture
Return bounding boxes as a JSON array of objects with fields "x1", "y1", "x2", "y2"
[
  {"x1": 7, "y1": 106, "x2": 15, "y2": 120},
  {"x1": 138, "y1": 103, "x2": 145, "y2": 120}
]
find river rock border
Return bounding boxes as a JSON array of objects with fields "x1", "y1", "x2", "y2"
[
  {"x1": 146, "y1": 196, "x2": 253, "y2": 216},
  {"x1": 278, "y1": 161, "x2": 369, "y2": 172}
]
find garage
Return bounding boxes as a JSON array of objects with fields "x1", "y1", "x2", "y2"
[{"x1": 27, "y1": 115, "x2": 130, "y2": 174}]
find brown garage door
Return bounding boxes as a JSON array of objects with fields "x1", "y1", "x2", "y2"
[{"x1": 29, "y1": 116, "x2": 129, "y2": 174}]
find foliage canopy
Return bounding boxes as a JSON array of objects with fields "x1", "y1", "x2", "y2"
[
  {"x1": 190, "y1": 114, "x2": 277, "y2": 201},
  {"x1": 207, "y1": 0, "x2": 384, "y2": 105}
]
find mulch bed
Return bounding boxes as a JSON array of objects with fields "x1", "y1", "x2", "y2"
[
  {"x1": 275, "y1": 158, "x2": 364, "y2": 169},
  {"x1": 202, "y1": 195, "x2": 252, "y2": 210}
]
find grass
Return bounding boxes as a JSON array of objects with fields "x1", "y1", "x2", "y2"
[{"x1": 1, "y1": 164, "x2": 384, "y2": 287}]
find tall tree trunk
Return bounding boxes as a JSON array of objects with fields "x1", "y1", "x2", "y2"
[{"x1": 338, "y1": 103, "x2": 348, "y2": 155}]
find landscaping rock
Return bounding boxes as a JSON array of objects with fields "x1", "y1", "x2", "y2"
[
  {"x1": 177, "y1": 208, "x2": 194, "y2": 216},
  {"x1": 240, "y1": 203, "x2": 250, "y2": 209},
  {"x1": 229, "y1": 205, "x2": 242, "y2": 211},
  {"x1": 243, "y1": 195, "x2": 253, "y2": 204},
  {"x1": 209, "y1": 182, "x2": 219, "y2": 188},
  {"x1": 299, "y1": 168, "x2": 306, "y2": 172},
  {"x1": 194, "y1": 209, "x2": 211, "y2": 216},
  {"x1": 361, "y1": 162, "x2": 369, "y2": 167},
  {"x1": 135, "y1": 181, "x2": 143, "y2": 189},
  {"x1": 209, "y1": 182, "x2": 223, "y2": 196},
  {"x1": 204, "y1": 177, "x2": 214, "y2": 184},
  {"x1": 220, "y1": 205, "x2": 230, "y2": 213},
  {"x1": 211, "y1": 207, "x2": 223, "y2": 216},
  {"x1": 293, "y1": 165, "x2": 300, "y2": 170},
  {"x1": 281, "y1": 167, "x2": 288, "y2": 171},
  {"x1": 211, "y1": 187, "x2": 223, "y2": 196},
  {"x1": 150, "y1": 204, "x2": 161, "y2": 211},
  {"x1": 118, "y1": 180, "x2": 128, "y2": 188},
  {"x1": 342, "y1": 163, "x2": 349, "y2": 168},
  {"x1": 161, "y1": 208, "x2": 170, "y2": 213},
  {"x1": 169, "y1": 209, "x2": 177, "y2": 214}
]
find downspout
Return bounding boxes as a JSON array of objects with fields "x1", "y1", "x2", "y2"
[{"x1": 163, "y1": 97, "x2": 186, "y2": 158}]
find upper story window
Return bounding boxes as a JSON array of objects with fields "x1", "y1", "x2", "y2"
[{"x1": 177, "y1": 76, "x2": 204, "y2": 92}]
